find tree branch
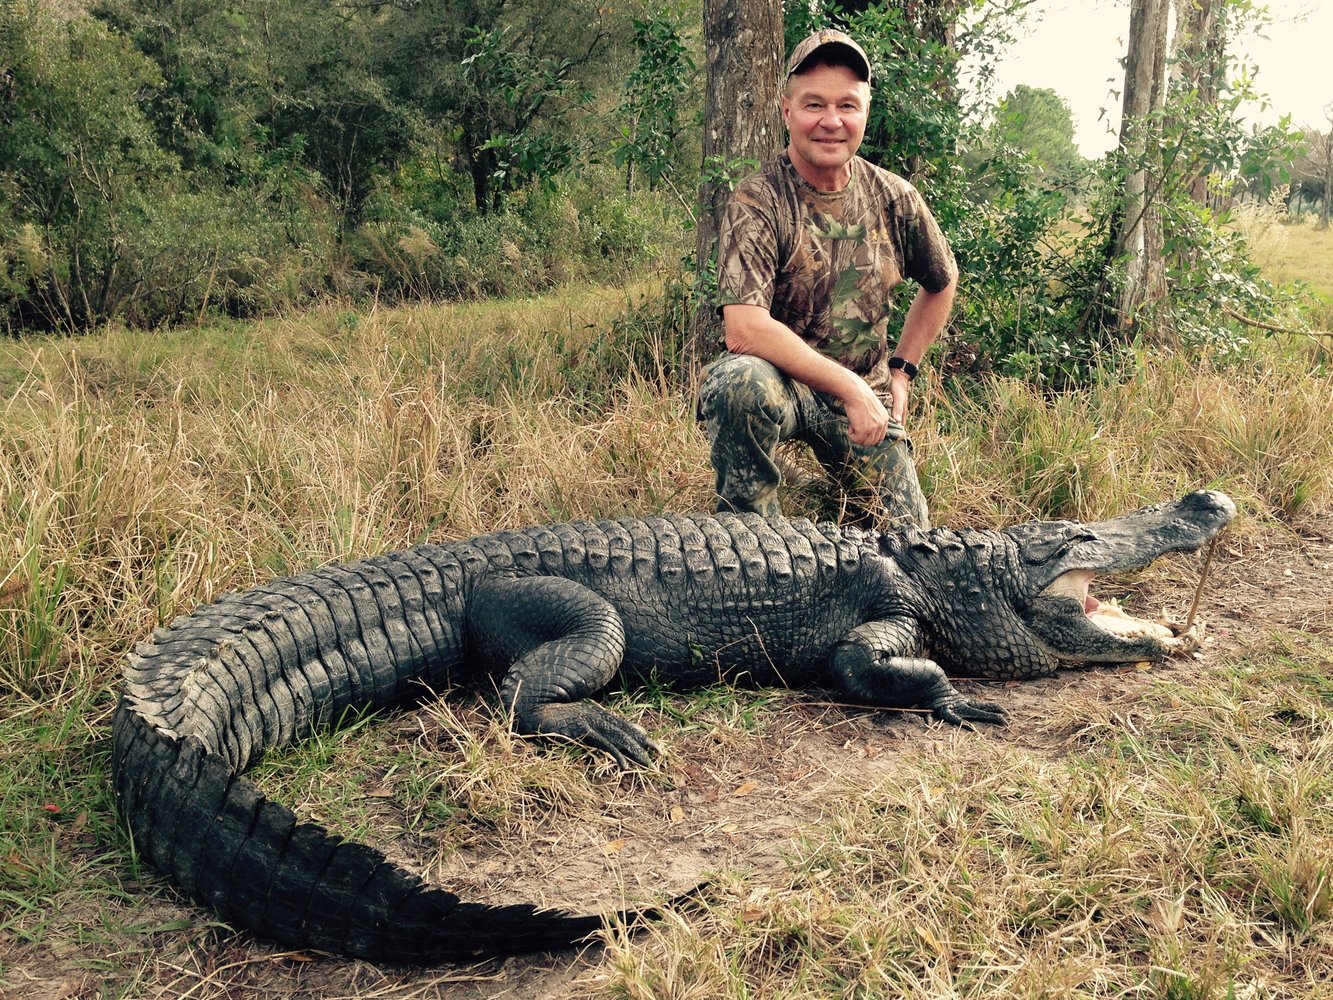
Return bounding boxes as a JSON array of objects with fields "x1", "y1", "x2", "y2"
[{"x1": 1222, "y1": 306, "x2": 1331, "y2": 339}]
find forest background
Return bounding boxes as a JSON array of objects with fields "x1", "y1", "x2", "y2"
[{"x1": 2, "y1": 0, "x2": 1330, "y2": 380}]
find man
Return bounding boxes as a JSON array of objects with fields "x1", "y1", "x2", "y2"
[{"x1": 698, "y1": 28, "x2": 957, "y2": 530}]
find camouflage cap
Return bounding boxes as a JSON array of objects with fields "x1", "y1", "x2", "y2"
[{"x1": 785, "y1": 28, "x2": 872, "y2": 83}]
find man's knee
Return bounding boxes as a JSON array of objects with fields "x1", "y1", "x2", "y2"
[
  {"x1": 842, "y1": 434, "x2": 931, "y2": 531},
  {"x1": 697, "y1": 353, "x2": 788, "y2": 427}
]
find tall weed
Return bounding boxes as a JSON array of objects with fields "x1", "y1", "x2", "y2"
[{"x1": 923, "y1": 349, "x2": 1332, "y2": 527}]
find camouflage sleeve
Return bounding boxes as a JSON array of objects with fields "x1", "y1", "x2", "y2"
[
  {"x1": 714, "y1": 183, "x2": 779, "y2": 311},
  {"x1": 898, "y1": 183, "x2": 957, "y2": 294}
]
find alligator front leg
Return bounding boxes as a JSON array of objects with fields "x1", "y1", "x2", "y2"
[
  {"x1": 466, "y1": 576, "x2": 657, "y2": 768},
  {"x1": 829, "y1": 618, "x2": 1007, "y2": 726}
]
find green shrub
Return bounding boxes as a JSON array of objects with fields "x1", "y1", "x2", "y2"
[
  {"x1": 345, "y1": 177, "x2": 688, "y2": 302},
  {"x1": 0, "y1": 5, "x2": 337, "y2": 330},
  {"x1": 0, "y1": 7, "x2": 171, "y2": 329}
]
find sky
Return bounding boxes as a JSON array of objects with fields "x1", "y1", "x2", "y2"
[{"x1": 973, "y1": 0, "x2": 1333, "y2": 156}]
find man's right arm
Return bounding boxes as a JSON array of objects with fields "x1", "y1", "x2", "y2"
[{"x1": 722, "y1": 303, "x2": 890, "y2": 446}]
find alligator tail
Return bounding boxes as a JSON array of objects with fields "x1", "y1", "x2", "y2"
[
  {"x1": 110, "y1": 547, "x2": 616, "y2": 962},
  {"x1": 112, "y1": 704, "x2": 606, "y2": 961}
]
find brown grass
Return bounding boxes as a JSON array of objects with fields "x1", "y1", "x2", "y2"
[{"x1": 1249, "y1": 215, "x2": 1333, "y2": 300}]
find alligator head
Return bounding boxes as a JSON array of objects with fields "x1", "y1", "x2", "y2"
[{"x1": 893, "y1": 489, "x2": 1237, "y2": 680}]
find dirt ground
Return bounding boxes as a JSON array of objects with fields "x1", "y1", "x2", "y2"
[{"x1": 7, "y1": 514, "x2": 1332, "y2": 1000}]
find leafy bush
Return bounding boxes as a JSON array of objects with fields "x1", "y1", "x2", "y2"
[
  {"x1": 119, "y1": 182, "x2": 336, "y2": 325},
  {"x1": 0, "y1": 8, "x2": 171, "y2": 329},
  {"x1": 0, "y1": 5, "x2": 336, "y2": 330},
  {"x1": 346, "y1": 176, "x2": 688, "y2": 302},
  {"x1": 611, "y1": 6, "x2": 696, "y2": 194}
]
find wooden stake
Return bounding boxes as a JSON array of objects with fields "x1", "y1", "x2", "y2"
[{"x1": 1183, "y1": 534, "x2": 1221, "y2": 632}]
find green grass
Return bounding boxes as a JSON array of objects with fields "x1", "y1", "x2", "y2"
[
  {"x1": 1, "y1": 225, "x2": 1332, "y2": 996},
  {"x1": 1237, "y1": 210, "x2": 1333, "y2": 334}
]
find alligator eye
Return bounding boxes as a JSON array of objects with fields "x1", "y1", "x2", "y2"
[
  {"x1": 1013, "y1": 525, "x2": 1098, "y2": 565},
  {"x1": 1055, "y1": 530, "x2": 1099, "y2": 556}
]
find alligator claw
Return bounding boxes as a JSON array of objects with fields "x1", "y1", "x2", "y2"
[
  {"x1": 932, "y1": 692, "x2": 1007, "y2": 727},
  {"x1": 580, "y1": 721, "x2": 658, "y2": 770},
  {"x1": 529, "y1": 702, "x2": 658, "y2": 770}
]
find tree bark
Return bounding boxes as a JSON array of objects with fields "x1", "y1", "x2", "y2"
[
  {"x1": 685, "y1": 0, "x2": 783, "y2": 377},
  {"x1": 1115, "y1": 0, "x2": 1171, "y2": 335},
  {"x1": 1172, "y1": 0, "x2": 1226, "y2": 204},
  {"x1": 1321, "y1": 108, "x2": 1333, "y2": 231},
  {"x1": 1171, "y1": 0, "x2": 1225, "y2": 104},
  {"x1": 1321, "y1": 130, "x2": 1332, "y2": 231}
]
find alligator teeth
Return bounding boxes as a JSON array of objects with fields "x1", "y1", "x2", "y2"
[
  {"x1": 1086, "y1": 600, "x2": 1173, "y2": 639},
  {"x1": 1162, "y1": 623, "x2": 1204, "y2": 653}
]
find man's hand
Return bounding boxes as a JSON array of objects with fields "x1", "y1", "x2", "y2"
[
  {"x1": 844, "y1": 377, "x2": 890, "y2": 445},
  {"x1": 724, "y1": 304, "x2": 897, "y2": 446},
  {"x1": 887, "y1": 370, "x2": 911, "y2": 425}
]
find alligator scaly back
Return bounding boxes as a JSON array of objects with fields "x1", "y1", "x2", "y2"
[{"x1": 112, "y1": 544, "x2": 608, "y2": 962}]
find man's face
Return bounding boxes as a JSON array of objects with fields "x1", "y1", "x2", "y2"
[{"x1": 782, "y1": 62, "x2": 870, "y2": 190}]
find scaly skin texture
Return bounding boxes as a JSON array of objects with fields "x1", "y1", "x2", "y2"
[{"x1": 112, "y1": 490, "x2": 1235, "y2": 963}]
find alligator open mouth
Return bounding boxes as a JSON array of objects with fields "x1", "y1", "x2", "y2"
[
  {"x1": 1006, "y1": 490, "x2": 1236, "y2": 666},
  {"x1": 1040, "y1": 568, "x2": 1175, "y2": 641}
]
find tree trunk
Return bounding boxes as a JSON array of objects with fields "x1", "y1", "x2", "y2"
[
  {"x1": 685, "y1": 0, "x2": 783, "y2": 377},
  {"x1": 1321, "y1": 137, "x2": 1332, "y2": 231},
  {"x1": 1115, "y1": 0, "x2": 1171, "y2": 336},
  {"x1": 1321, "y1": 114, "x2": 1333, "y2": 230},
  {"x1": 1172, "y1": 0, "x2": 1226, "y2": 204}
]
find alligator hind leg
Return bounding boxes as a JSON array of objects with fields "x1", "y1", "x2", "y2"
[
  {"x1": 465, "y1": 576, "x2": 657, "y2": 768},
  {"x1": 830, "y1": 619, "x2": 1007, "y2": 726}
]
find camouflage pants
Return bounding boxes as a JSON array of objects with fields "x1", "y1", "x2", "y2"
[{"x1": 696, "y1": 353, "x2": 930, "y2": 530}]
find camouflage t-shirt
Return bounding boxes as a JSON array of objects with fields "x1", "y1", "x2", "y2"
[{"x1": 715, "y1": 153, "x2": 957, "y2": 392}]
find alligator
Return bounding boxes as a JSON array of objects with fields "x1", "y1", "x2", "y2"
[{"x1": 112, "y1": 489, "x2": 1234, "y2": 964}]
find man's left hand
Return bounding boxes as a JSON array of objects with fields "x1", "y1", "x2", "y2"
[{"x1": 888, "y1": 371, "x2": 911, "y2": 425}]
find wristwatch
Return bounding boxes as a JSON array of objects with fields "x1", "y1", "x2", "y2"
[{"x1": 888, "y1": 356, "x2": 918, "y2": 381}]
